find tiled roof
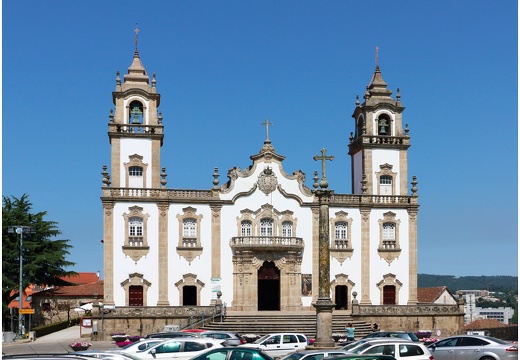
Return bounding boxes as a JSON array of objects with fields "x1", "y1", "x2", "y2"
[
  {"x1": 32, "y1": 281, "x2": 104, "y2": 298},
  {"x1": 60, "y1": 272, "x2": 100, "y2": 285},
  {"x1": 465, "y1": 318, "x2": 508, "y2": 329},
  {"x1": 8, "y1": 284, "x2": 40, "y2": 309},
  {"x1": 417, "y1": 286, "x2": 450, "y2": 303}
]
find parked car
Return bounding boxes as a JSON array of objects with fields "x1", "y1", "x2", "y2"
[
  {"x1": 239, "y1": 333, "x2": 309, "y2": 358},
  {"x1": 341, "y1": 338, "x2": 413, "y2": 352},
  {"x1": 428, "y1": 335, "x2": 518, "y2": 360},
  {"x1": 70, "y1": 351, "x2": 142, "y2": 360},
  {"x1": 189, "y1": 346, "x2": 274, "y2": 360},
  {"x1": 108, "y1": 339, "x2": 167, "y2": 354},
  {"x1": 345, "y1": 340, "x2": 433, "y2": 360},
  {"x1": 322, "y1": 355, "x2": 397, "y2": 360},
  {"x1": 144, "y1": 331, "x2": 199, "y2": 339},
  {"x1": 200, "y1": 331, "x2": 247, "y2": 346},
  {"x1": 132, "y1": 338, "x2": 225, "y2": 360},
  {"x1": 281, "y1": 349, "x2": 351, "y2": 360},
  {"x1": 362, "y1": 332, "x2": 420, "y2": 342}
]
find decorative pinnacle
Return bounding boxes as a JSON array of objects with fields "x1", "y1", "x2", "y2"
[
  {"x1": 313, "y1": 148, "x2": 334, "y2": 189},
  {"x1": 134, "y1": 23, "x2": 139, "y2": 51},
  {"x1": 261, "y1": 118, "x2": 273, "y2": 141}
]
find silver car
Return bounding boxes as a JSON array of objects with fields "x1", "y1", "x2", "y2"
[
  {"x1": 200, "y1": 331, "x2": 247, "y2": 346},
  {"x1": 347, "y1": 340, "x2": 433, "y2": 360},
  {"x1": 429, "y1": 335, "x2": 518, "y2": 360},
  {"x1": 281, "y1": 349, "x2": 351, "y2": 360}
]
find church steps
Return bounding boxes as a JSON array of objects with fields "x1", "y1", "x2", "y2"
[{"x1": 201, "y1": 312, "x2": 372, "y2": 338}]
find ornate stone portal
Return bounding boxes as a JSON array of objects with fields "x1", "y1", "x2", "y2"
[{"x1": 229, "y1": 247, "x2": 303, "y2": 311}]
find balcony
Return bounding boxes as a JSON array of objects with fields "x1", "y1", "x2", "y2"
[{"x1": 230, "y1": 236, "x2": 304, "y2": 253}]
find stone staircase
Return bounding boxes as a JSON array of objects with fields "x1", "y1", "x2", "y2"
[{"x1": 201, "y1": 311, "x2": 372, "y2": 339}]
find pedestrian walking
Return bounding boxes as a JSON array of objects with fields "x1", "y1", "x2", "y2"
[{"x1": 345, "y1": 323, "x2": 356, "y2": 341}]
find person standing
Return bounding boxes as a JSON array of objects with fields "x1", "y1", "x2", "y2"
[{"x1": 345, "y1": 323, "x2": 356, "y2": 341}]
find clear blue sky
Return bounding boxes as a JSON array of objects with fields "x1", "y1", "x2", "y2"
[{"x1": 3, "y1": 1, "x2": 518, "y2": 278}]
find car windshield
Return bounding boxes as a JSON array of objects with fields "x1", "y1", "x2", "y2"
[
  {"x1": 342, "y1": 340, "x2": 370, "y2": 351},
  {"x1": 350, "y1": 343, "x2": 374, "y2": 354},
  {"x1": 281, "y1": 353, "x2": 305, "y2": 360},
  {"x1": 254, "y1": 335, "x2": 271, "y2": 344}
]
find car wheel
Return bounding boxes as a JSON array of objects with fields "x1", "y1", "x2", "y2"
[{"x1": 479, "y1": 356, "x2": 495, "y2": 360}]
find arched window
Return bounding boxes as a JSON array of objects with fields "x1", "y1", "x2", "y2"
[
  {"x1": 129, "y1": 217, "x2": 143, "y2": 246},
  {"x1": 282, "y1": 221, "x2": 292, "y2": 237},
  {"x1": 335, "y1": 222, "x2": 347, "y2": 240},
  {"x1": 241, "y1": 220, "x2": 252, "y2": 236},
  {"x1": 383, "y1": 222, "x2": 395, "y2": 239},
  {"x1": 260, "y1": 218, "x2": 273, "y2": 237},
  {"x1": 129, "y1": 101, "x2": 143, "y2": 124},
  {"x1": 183, "y1": 219, "x2": 197, "y2": 238}
]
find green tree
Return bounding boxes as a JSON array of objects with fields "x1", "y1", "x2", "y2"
[{"x1": 2, "y1": 194, "x2": 76, "y2": 331}]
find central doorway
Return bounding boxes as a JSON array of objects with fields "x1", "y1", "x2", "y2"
[
  {"x1": 334, "y1": 285, "x2": 348, "y2": 310},
  {"x1": 258, "y1": 261, "x2": 280, "y2": 310}
]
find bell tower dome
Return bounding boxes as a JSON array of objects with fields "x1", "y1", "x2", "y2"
[
  {"x1": 348, "y1": 64, "x2": 410, "y2": 195},
  {"x1": 108, "y1": 47, "x2": 164, "y2": 189}
]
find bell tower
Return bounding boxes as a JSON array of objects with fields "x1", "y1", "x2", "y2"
[
  {"x1": 108, "y1": 48, "x2": 164, "y2": 189},
  {"x1": 348, "y1": 64, "x2": 410, "y2": 196}
]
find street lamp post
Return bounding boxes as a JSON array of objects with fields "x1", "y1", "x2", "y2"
[{"x1": 8, "y1": 225, "x2": 35, "y2": 338}]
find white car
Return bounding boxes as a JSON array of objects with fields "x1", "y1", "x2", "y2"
[
  {"x1": 133, "y1": 338, "x2": 225, "y2": 360},
  {"x1": 108, "y1": 339, "x2": 167, "y2": 354},
  {"x1": 239, "y1": 333, "x2": 309, "y2": 358},
  {"x1": 347, "y1": 340, "x2": 433, "y2": 360}
]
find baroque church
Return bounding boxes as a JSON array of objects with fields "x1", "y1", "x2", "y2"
[{"x1": 100, "y1": 47, "x2": 419, "y2": 312}]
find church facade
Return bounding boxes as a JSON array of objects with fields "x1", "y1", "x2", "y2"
[{"x1": 101, "y1": 49, "x2": 419, "y2": 312}]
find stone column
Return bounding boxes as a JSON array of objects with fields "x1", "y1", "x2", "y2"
[
  {"x1": 210, "y1": 205, "x2": 222, "y2": 305},
  {"x1": 407, "y1": 208, "x2": 418, "y2": 305},
  {"x1": 102, "y1": 202, "x2": 115, "y2": 305},
  {"x1": 360, "y1": 208, "x2": 372, "y2": 305},
  {"x1": 312, "y1": 188, "x2": 335, "y2": 348},
  {"x1": 157, "y1": 202, "x2": 170, "y2": 305}
]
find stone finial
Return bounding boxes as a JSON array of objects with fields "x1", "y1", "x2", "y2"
[
  {"x1": 102, "y1": 165, "x2": 111, "y2": 187},
  {"x1": 313, "y1": 171, "x2": 319, "y2": 190},
  {"x1": 411, "y1": 176, "x2": 418, "y2": 195},
  {"x1": 213, "y1": 167, "x2": 220, "y2": 188},
  {"x1": 160, "y1": 167, "x2": 167, "y2": 188},
  {"x1": 108, "y1": 109, "x2": 115, "y2": 123},
  {"x1": 157, "y1": 111, "x2": 163, "y2": 124}
]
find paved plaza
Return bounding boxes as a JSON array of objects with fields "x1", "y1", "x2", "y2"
[{"x1": 2, "y1": 326, "x2": 114, "y2": 355}]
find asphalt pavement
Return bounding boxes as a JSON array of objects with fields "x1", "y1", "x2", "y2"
[{"x1": 2, "y1": 325, "x2": 116, "y2": 355}]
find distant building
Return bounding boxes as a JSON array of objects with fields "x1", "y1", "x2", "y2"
[
  {"x1": 417, "y1": 286, "x2": 457, "y2": 304},
  {"x1": 28, "y1": 273, "x2": 104, "y2": 326},
  {"x1": 459, "y1": 289, "x2": 490, "y2": 297},
  {"x1": 476, "y1": 307, "x2": 514, "y2": 325}
]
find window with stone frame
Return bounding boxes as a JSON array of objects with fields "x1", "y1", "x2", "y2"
[
  {"x1": 124, "y1": 154, "x2": 148, "y2": 188},
  {"x1": 331, "y1": 211, "x2": 352, "y2": 250},
  {"x1": 123, "y1": 206, "x2": 149, "y2": 248},
  {"x1": 241, "y1": 220, "x2": 252, "y2": 236},
  {"x1": 260, "y1": 218, "x2": 274, "y2": 237},
  {"x1": 378, "y1": 212, "x2": 400, "y2": 250},
  {"x1": 176, "y1": 207, "x2": 203, "y2": 264},
  {"x1": 376, "y1": 164, "x2": 397, "y2": 196},
  {"x1": 329, "y1": 211, "x2": 353, "y2": 264},
  {"x1": 182, "y1": 219, "x2": 197, "y2": 247},
  {"x1": 282, "y1": 221, "x2": 293, "y2": 237},
  {"x1": 122, "y1": 206, "x2": 150, "y2": 262},
  {"x1": 128, "y1": 216, "x2": 144, "y2": 246}
]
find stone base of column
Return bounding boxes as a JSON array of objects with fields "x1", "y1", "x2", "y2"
[{"x1": 312, "y1": 297, "x2": 336, "y2": 348}]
